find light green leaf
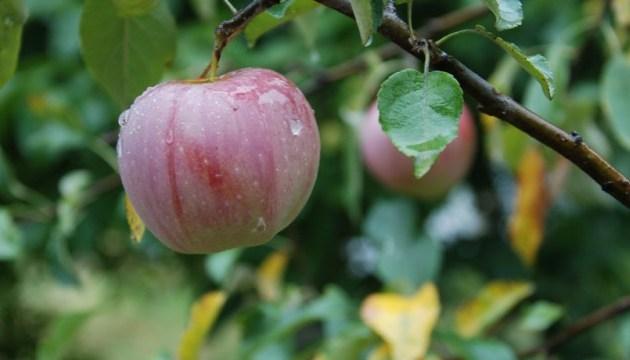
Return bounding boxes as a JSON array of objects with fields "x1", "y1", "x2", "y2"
[
  {"x1": 79, "y1": 0, "x2": 176, "y2": 108},
  {"x1": 205, "y1": 248, "x2": 243, "y2": 284},
  {"x1": 377, "y1": 69, "x2": 463, "y2": 178},
  {"x1": 0, "y1": 0, "x2": 27, "y2": 87},
  {"x1": 376, "y1": 236, "x2": 442, "y2": 293},
  {"x1": 601, "y1": 55, "x2": 630, "y2": 150},
  {"x1": 267, "y1": 0, "x2": 293, "y2": 18},
  {"x1": 349, "y1": 0, "x2": 383, "y2": 46},
  {"x1": 244, "y1": 0, "x2": 318, "y2": 46},
  {"x1": 481, "y1": 0, "x2": 522, "y2": 31},
  {"x1": 462, "y1": 339, "x2": 516, "y2": 360},
  {"x1": 475, "y1": 26, "x2": 554, "y2": 100},
  {"x1": 0, "y1": 208, "x2": 21, "y2": 260},
  {"x1": 36, "y1": 312, "x2": 91, "y2": 360},
  {"x1": 517, "y1": 301, "x2": 564, "y2": 332}
]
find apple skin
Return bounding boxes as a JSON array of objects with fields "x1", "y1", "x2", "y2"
[
  {"x1": 118, "y1": 68, "x2": 320, "y2": 253},
  {"x1": 359, "y1": 104, "x2": 476, "y2": 199}
]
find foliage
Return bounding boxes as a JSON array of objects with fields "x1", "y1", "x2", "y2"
[{"x1": 1, "y1": 0, "x2": 630, "y2": 359}]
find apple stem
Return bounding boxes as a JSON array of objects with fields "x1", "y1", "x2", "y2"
[{"x1": 199, "y1": 0, "x2": 282, "y2": 80}]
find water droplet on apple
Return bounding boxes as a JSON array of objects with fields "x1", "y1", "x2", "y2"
[
  {"x1": 165, "y1": 129, "x2": 174, "y2": 144},
  {"x1": 252, "y1": 217, "x2": 267, "y2": 232},
  {"x1": 118, "y1": 109, "x2": 130, "y2": 127},
  {"x1": 116, "y1": 137, "x2": 123, "y2": 158},
  {"x1": 290, "y1": 119, "x2": 303, "y2": 136}
]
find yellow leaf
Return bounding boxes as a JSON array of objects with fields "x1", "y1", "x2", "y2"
[
  {"x1": 360, "y1": 283, "x2": 440, "y2": 360},
  {"x1": 256, "y1": 249, "x2": 289, "y2": 301},
  {"x1": 178, "y1": 291, "x2": 227, "y2": 360},
  {"x1": 125, "y1": 194, "x2": 145, "y2": 243},
  {"x1": 456, "y1": 281, "x2": 533, "y2": 338},
  {"x1": 508, "y1": 148, "x2": 549, "y2": 266}
]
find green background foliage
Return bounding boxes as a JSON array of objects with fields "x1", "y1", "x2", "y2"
[{"x1": 1, "y1": 0, "x2": 630, "y2": 359}]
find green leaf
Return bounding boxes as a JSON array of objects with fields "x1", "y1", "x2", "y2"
[
  {"x1": 349, "y1": 0, "x2": 383, "y2": 46},
  {"x1": 0, "y1": 208, "x2": 21, "y2": 260},
  {"x1": 205, "y1": 248, "x2": 243, "y2": 284},
  {"x1": 462, "y1": 339, "x2": 516, "y2": 360},
  {"x1": 79, "y1": 0, "x2": 176, "y2": 108},
  {"x1": 601, "y1": 55, "x2": 630, "y2": 150},
  {"x1": 363, "y1": 199, "x2": 416, "y2": 244},
  {"x1": 475, "y1": 26, "x2": 554, "y2": 100},
  {"x1": 244, "y1": 0, "x2": 318, "y2": 46},
  {"x1": 377, "y1": 69, "x2": 463, "y2": 178},
  {"x1": 0, "y1": 0, "x2": 27, "y2": 87},
  {"x1": 481, "y1": 0, "x2": 522, "y2": 31},
  {"x1": 267, "y1": 0, "x2": 293, "y2": 18},
  {"x1": 376, "y1": 236, "x2": 442, "y2": 293},
  {"x1": 517, "y1": 301, "x2": 564, "y2": 332},
  {"x1": 36, "y1": 312, "x2": 91, "y2": 360}
]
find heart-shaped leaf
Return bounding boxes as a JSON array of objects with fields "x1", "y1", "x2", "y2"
[{"x1": 377, "y1": 69, "x2": 463, "y2": 178}]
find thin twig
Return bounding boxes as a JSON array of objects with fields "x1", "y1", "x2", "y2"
[
  {"x1": 313, "y1": 0, "x2": 630, "y2": 208},
  {"x1": 519, "y1": 296, "x2": 630, "y2": 357},
  {"x1": 199, "y1": 0, "x2": 282, "y2": 79}
]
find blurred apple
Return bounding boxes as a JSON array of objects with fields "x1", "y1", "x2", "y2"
[
  {"x1": 118, "y1": 68, "x2": 320, "y2": 253},
  {"x1": 359, "y1": 103, "x2": 476, "y2": 199}
]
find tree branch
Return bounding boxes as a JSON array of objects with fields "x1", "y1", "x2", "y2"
[
  {"x1": 305, "y1": 4, "x2": 488, "y2": 93},
  {"x1": 519, "y1": 295, "x2": 630, "y2": 357},
  {"x1": 314, "y1": 0, "x2": 630, "y2": 208}
]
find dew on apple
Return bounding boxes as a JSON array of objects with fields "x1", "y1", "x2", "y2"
[
  {"x1": 290, "y1": 118, "x2": 303, "y2": 136},
  {"x1": 118, "y1": 109, "x2": 129, "y2": 126},
  {"x1": 253, "y1": 217, "x2": 267, "y2": 232}
]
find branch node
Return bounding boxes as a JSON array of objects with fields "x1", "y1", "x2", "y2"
[{"x1": 571, "y1": 131, "x2": 584, "y2": 145}]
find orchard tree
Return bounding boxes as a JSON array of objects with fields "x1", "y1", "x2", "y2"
[{"x1": 1, "y1": 0, "x2": 630, "y2": 358}]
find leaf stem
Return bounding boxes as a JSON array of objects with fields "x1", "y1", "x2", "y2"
[
  {"x1": 434, "y1": 28, "x2": 478, "y2": 46},
  {"x1": 199, "y1": 0, "x2": 282, "y2": 80}
]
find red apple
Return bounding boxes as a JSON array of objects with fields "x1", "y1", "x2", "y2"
[
  {"x1": 359, "y1": 104, "x2": 476, "y2": 199},
  {"x1": 117, "y1": 68, "x2": 320, "y2": 253}
]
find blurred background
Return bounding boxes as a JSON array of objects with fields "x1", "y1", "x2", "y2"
[{"x1": 1, "y1": 0, "x2": 630, "y2": 359}]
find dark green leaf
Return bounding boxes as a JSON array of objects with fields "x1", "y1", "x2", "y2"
[
  {"x1": 79, "y1": 0, "x2": 176, "y2": 108},
  {"x1": 601, "y1": 55, "x2": 630, "y2": 150},
  {"x1": 0, "y1": 0, "x2": 27, "y2": 86},
  {"x1": 481, "y1": 0, "x2": 522, "y2": 31},
  {"x1": 377, "y1": 69, "x2": 463, "y2": 177}
]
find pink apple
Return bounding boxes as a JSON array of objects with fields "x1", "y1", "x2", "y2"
[
  {"x1": 359, "y1": 104, "x2": 476, "y2": 199},
  {"x1": 117, "y1": 68, "x2": 320, "y2": 253}
]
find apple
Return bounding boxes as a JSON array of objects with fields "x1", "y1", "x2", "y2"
[
  {"x1": 117, "y1": 68, "x2": 320, "y2": 253},
  {"x1": 359, "y1": 103, "x2": 476, "y2": 199}
]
